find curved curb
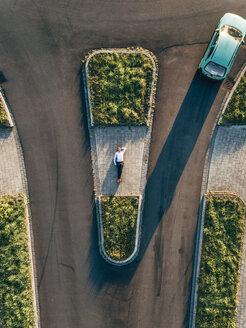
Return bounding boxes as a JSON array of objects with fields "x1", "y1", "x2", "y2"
[
  {"x1": 218, "y1": 64, "x2": 246, "y2": 126},
  {"x1": 82, "y1": 48, "x2": 158, "y2": 265},
  {"x1": 96, "y1": 195, "x2": 143, "y2": 266},
  {"x1": 84, "y1": 48, "x2": 158, "y2": 127},
  {"x1": 0, "y1": 88, "x2": 14, "y2": 128}
]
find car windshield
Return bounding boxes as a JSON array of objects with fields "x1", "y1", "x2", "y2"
[
  {"x1": 204, "y1": 61, "x2": 226, "y2": 77},
  {"x1": 221, "y1": 25, "x2": 243, "y2": 40}
]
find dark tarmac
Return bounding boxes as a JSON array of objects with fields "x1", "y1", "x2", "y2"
[{"x1": 0, "y1": 1, "x2": 245, "y2": 327}]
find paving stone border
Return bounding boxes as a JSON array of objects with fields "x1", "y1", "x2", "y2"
[
  {"x1": 82, "y1": 48, "x2": 158, "y2": 265},
  {"x1": 0, "y1": 90, "x2": 41, "y2": 327}
]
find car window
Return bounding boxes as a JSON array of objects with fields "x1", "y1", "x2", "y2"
[
  {"x1": 204, "y1": 62, "x2": 226, "y2": 77},
  {"x1": 211, "y1": 32, "x2": 219, "y2": 46},
  {"x1": 221, "y1": 25, "x2": 243, "y2": 41},
  {"x1": 206, "y1": 47, "x2": 214, "y2": 60}
]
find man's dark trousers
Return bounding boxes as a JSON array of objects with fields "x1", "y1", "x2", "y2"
[{"x1": 116, "y1": 161, "x2": 124, "y2": 179}]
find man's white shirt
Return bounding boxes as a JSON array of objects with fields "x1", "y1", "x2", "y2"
[{"x1": 113, "y1": 147, "x2": 127, "y2": 164}]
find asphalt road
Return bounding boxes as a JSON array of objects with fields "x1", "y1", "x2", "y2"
[{"x1": 0, "y1": 1, "x2": 245, "y2": 327}]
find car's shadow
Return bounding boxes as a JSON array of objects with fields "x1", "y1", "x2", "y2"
[{"x1": 85, "y1": 71, "x2": 222, "y2": 307}]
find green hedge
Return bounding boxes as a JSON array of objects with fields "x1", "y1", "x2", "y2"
[
  {"x1": 0, "y1": 195, "x2": 35, "y2": 328},
  {"x1": 88, "y1": 52, "x2": 154, "y2": 125},
  {"x1": 101, "y1": 196, "x2": 139, "y2": 260},
  {"x1": 221, "y1": 73, "x2": 246, "y2": 124},
  {"x1": 0, "y1": 99, "x2": 10, "y2": 128},
  {"x1": 196, "y1": 195, "x2": 245, "y2": 328}
]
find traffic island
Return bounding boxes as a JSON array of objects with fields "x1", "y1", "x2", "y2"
[
  {"x1": 192, "y1": 193, "x2": 245, "y2": 328},
  {"x1": 99, "y1": 195, "x2": 141, "y2": 264},
  {"x1": 83, "y1": 48, "x2": 158, "y2": 265},
  {"x1": 0, "y1": 195, "x2": 36, "y2": 328}
]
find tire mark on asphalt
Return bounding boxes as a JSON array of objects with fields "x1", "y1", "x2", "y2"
[
  {"x1": 156, "y1": 41, "x2": 209, "y2": 55},
  {"x1": 60, "y1": 260, "x2": 75, "y2": 273},
  {"x1": 153, "y1": 219, "x2": 164, "y2": 297},
  {"x1": 38, "y1": 147, "x2": 59, "y2": 290}
]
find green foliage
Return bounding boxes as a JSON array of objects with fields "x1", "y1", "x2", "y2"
[
  {"x1": 0, "y1": 99, "x2": 10, "y2": 128},
  {"x1": 0, "y1": 195, "x2": 35, "y2": 328},
  {"x1": 222, "y1": 73, "x2": 246, "y2": 124},
  {"x1": 101, "y1": 196, "x2": 139, "y2": 260},
  {"x1": 88, "y1": 52, "x2": 154, "y2": 125},
  {"x1": 196, "y1": 195, "x2": 245, "y2": 328}
]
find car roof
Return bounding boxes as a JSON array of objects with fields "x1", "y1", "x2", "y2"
[
  {"x1": 212, "y1": 34, "x2": 239, "y2": 67},
  {"x1": 219, "y1": 13, "x2": 246, "y2": 36}
]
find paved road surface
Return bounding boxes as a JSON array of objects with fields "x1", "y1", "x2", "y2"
[{"x1": 0, "y1": 1, "x2": 245, "y2": 327}]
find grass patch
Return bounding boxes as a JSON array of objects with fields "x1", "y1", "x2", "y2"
[
  {"x1": 101, "y1": 196, "x2": 139, "y2": 260},
  {"x1": 195, "y1": 195, "x2": 245, "y2": 328},
  {"x1": 0, "y1": 195, "x2": 35, "y2": 328},
  {"x1": 0, "y1": 99, "x2": 10, "y2": 128},
  {"x1": 88, "y1": 52, "x2": 155, "y2": 125},
  {"x1": 221, "y1": 73, "x2": 246, "y2": 124}
]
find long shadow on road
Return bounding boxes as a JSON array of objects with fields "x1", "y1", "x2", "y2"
[
  {"x1": 86, "y1": 72, "x2": 221, "y2": 297},
  {"x1": 140, "y1": 73, "x2": 221, "y2": 257}
]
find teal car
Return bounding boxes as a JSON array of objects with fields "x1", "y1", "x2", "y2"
[{"x1": 199, "y1": 13, "x2": 246, "y2": 80}]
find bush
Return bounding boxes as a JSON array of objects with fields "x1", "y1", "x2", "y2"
[
  {"x1": 101, "y1": 196, "x2": 139, "y2": 260},
  {"x1": 221, "y1": 73, "x2": 246, "y2": 124},
  {"x1": 88, "y1": 52, "x2": 154, "y2": 125},
  {"x1": 0, "y1": 195, "x2": 35, "y2": 328},
  {"x1": 0, "y1": 99, "x2": 10, "y2": 128},
  {"x1": 195, "y1": 195, "x2": 245, "y2": 328}
]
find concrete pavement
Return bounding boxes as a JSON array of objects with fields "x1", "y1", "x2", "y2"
[{"x1": 0, "y1": 128, "x2": 26, "y2": 196}]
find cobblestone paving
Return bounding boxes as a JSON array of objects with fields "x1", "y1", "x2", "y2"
[
  {"x1": 94, "y1": 126, "x2": 148, "y2": 195},
  {"x1": 207, "y1": 126, "x2": 246, "y2": 201},
  {"x1": 206, "y1": 125, "x2": 246, "y2": 328},
  {"x1": 0, "y1": 128, "x2": 27, "y2": 195}
]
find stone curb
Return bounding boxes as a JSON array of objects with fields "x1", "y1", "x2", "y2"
[
  {"x1": 0, "y1": 88, "x2": 14, "y2": 128},
  {"x1": 188, "y1": 194, "x2": 207, "y2": 328},
  {"x1": 189, "y1": 192, "x2": 246, "y2": 328},
  {"x1": 23, "y1": 194, "x2": 41, "y2": 328},
  {"x1": 82, "y1": 48, "x2": 158, "y2": 265},
  {"x1": 12, "y1": 129, "x2": 41, "y2": 327},
  {"x1": 84, "y1": 48, "x2": 158, "y2": 127},
  {"x1": 96, "y1": 195, "x2": 143, "y2": 266},
  {"x1": 218, "y1": 64, "x2": 246, "y2": 126}
]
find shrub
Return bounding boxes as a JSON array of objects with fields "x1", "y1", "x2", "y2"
[
  {"x1": 221, "y1": 73, "x2": 246, "y2": 124},
  {"x1": 195, "y1": 195, "x2": 245, "y2": 328},
  {"x1": 101, "y1": 196, "x2": 139, "y2": 260},
  {"x1": 0, "y1": 99, "x2": 10, "y2": 128},
  {"x1": 0, "y1": 195, "x2": 35, "y2": 328},
  {"x1": 88, "y1": 52, "x2": 154, "y2": 125}
]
